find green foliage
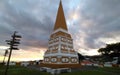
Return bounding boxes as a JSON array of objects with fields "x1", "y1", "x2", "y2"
[
  {"x1": 98, "y1": 42, "x2": 120, "y2": 56},
  {"x1": 98, "y1": 42, "x2": 120, "y2": 62},
  {"x1": 77, "y1": 53, "x2": 85, "y2": 63}
]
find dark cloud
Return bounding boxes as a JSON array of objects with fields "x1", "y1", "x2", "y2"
[
  {"x1": 0, "y1": 0, "x2": 120, "y2": 56},
  {"x1": 65, "y1": 0, "x2": 120, "y2": 52},
  {"x1": 0, "y1": 0, "x2": 55, "y2": 50}
]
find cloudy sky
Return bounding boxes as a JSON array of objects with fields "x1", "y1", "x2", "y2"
[{"x1": 0, "y1": 0, "x2": 120, "y2": 62}]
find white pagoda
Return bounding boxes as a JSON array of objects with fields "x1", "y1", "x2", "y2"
[{"x1": 43, "y1": 0, "x2": 79, "y2": 68}]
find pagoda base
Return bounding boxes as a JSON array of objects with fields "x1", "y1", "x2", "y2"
[{"x1": 40, "y1": 63, "x2": 81, "y2": 69}]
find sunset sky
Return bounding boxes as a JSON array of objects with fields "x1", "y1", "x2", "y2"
[{"x1": 0, "y1": 0, "x2": 120, "y2": 62}]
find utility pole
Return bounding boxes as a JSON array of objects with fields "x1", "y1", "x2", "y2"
[{"x1": 5, "y1": 31, "x2": 22, "y2": 75}]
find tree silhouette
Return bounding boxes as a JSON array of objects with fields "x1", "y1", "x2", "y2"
[
  {"x1": 98, "y1": 42, "x2": 120, "y2": 56},
  {"x1": 98, "y1": 42, "x2": 120, "y2": 63},
  {"x1": 77, "y1": 53, "x2": 85, "y2": 63}
]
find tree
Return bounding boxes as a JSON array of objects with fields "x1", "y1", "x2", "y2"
[
  {"x1": 98, "y1": 42, "x2": 120, "y2": 57},
  {"x1": 98, "y1": 42, "x2": 120, "y2": 63},
  {"x1": 77, "y1": 53, "x2": 85, "y2": 63}
]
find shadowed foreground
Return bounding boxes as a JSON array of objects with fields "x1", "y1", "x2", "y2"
[
  {"x1": 0, "y1": 65, "x2": 50, "y2": 75},
  {"x1": 0, "y1": 65, "x2": 120, "y2": 75}
]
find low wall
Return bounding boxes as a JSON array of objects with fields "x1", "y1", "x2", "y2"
[{"x1": 81, "y1": 63, "x2": 120, "y2": 67}]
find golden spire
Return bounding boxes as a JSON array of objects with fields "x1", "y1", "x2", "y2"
[{"x1": 54, "y1": 0, "x2": 68, "y2": 31}]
